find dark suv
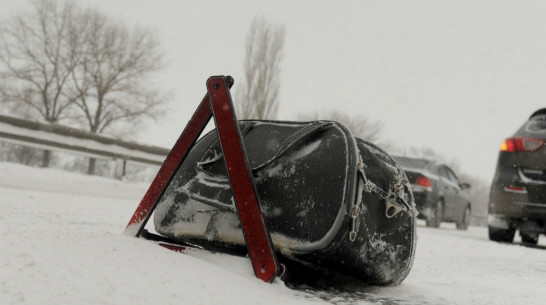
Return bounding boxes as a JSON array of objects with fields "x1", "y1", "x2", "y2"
[
  {"x1": 394, "y1": 156, "x2": 472, "y2": 230},
  {"x1": 488, "y1": 108, "x2": 546, "y2": 245}
]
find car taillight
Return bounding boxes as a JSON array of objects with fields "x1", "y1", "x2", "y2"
[
  {"x1": 500, "y1": 137, "x2": 544, "y2": 152},
  {"x1": 504, "y1": 185, "x2": 527, "y2": 194},
  {"x1": 415, "y1": 175, "x2": 431, "y2": 187},
  {"x1": 414, "y1": 175, "x2": 433, "y2": 191}
]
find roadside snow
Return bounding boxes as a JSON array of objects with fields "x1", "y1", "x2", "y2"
[
  {"x1": 0, "y1": 162, "x2": 149, "y2": 200},
  {"x1": 1, "y1": 162, "x2": 545, "y2": 305}
]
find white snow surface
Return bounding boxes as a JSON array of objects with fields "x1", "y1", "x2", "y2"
[{"x1": 1, "y1": 162, "x2": 545, "y2": 305}]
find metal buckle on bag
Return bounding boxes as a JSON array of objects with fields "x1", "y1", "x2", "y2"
[
  {"x1": 386, "y1": 171, "x2": 418, "y2": 218},
  {"x1": 386, "y1": 196, "x2": 418, "y2": 218},
  {"x1": 350, "y1": 205, "x2": 359, "y2": 241},
  {"x1": 385, "y1": 199, "x2": 405, "y2": 218},
  {"x1": 393, "y1": 173, "x2": 404, "y2": 198},
  {"x1": 357, "y1": 160, "x2": 372, "y2": 193}
]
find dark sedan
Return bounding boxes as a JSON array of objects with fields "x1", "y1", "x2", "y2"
[
  {"x1": 394, "y1": 156, "x2": 472, "y2": 230},
  {"x1": 488, "y1": 108, "x2": 546, "y2": 245}
]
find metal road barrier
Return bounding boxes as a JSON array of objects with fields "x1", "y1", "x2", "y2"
[{"x1": 0, "y1": 114, "x2": 169, "y2": 178}]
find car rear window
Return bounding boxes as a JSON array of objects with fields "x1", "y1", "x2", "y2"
[
  {"x1": 394, "y1": 157, "x2": 429, "y2": 169},
  {"x1": 523, "y1": 116, "x2": 546, "y2": 134}
]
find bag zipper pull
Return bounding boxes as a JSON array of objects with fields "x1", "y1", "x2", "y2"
[{"x1": 350, "y1": 205, "x2": 359, "y2": 241}]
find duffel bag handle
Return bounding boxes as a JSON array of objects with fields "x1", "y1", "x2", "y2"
[{"x1": 197, "y1": 121, "x2": 333, "y2": 175}]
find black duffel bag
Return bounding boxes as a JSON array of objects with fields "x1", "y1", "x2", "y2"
[{"x1": 154, "y1": 120, "x2": 417, "y2": 285}]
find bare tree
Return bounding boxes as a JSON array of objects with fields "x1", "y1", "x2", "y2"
[
  {"x1": 298, "y1": 110, "x2": 384, "y2": 144},
  {"x1": 237, "y1": 17, "x2": 285, "y2": 120},
  {"x1": 0, "y1": 0, "x2": 81, "y2": 167},
  {"x1": 0, "y1": 0, "x2": 166, "y2": 174},
  {"x1": 66, "y1": 9, "x2": 165, "y2": 174}
]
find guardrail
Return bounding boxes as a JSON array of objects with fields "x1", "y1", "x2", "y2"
[{"x1": 0, "y1": 114, "x2": 170, "y2": 178}]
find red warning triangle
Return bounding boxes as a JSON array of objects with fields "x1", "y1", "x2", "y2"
[{"x1": 124, "y1": 76, "x2": 280, "y2": 283}]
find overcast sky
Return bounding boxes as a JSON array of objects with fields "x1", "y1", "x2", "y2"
[{"x1": 1, "y1": 0, "x2": 545, "y2": 182}]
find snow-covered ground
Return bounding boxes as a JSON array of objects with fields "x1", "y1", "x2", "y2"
[{"x1": 1, "y1": 162, "x2": 545, "y2": 305}]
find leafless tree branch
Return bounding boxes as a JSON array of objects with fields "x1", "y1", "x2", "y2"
[
  {"x1": 236, "y1": 17, "x2": 285, "y2": 120},
  {"x1": 0, "y1": 0, "x2": 167, "y2": 171}
]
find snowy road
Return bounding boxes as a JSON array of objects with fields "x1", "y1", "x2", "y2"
[{"x1": 1, "y1": 162, "x2": 545, "y2": 305}]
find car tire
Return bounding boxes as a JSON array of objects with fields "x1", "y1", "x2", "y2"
[
  {"x1": 488, "y1": 226, "x2": 515, "y2": 243},
  {"x1": 426, "y1": 200, "x2": 442, "y2": 228},
  {"x1": 456, "y1": 206, "x2": 471, "y2": 231},
  {"x1": 520, "y1": 231, "x2": 539, "y2": 245}
]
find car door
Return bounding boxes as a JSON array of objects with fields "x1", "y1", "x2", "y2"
[
  {"x1": 443, "y1": 166, "x2": 465, "y2": 220},
  {"x1": 438, "y1": 166, "x2": 459, "y2": 220}
]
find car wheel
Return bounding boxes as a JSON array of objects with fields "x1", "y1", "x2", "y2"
[
  {"x1": 520, "y1": 231, "x2": 539, "y2": 245},
  {"x1": 426, "y1": 200, "x2": 442, "y2": 228},
  {"x1": 456, "y1": 206, "x2": 471, "y2": 231},
  {"x1": 488, "y1": 226, "x2": 515, "y2": 243}
]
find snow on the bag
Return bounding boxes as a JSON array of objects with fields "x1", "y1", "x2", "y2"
[{"x1": 1, "y1": 162, "x2": 545, "y2": 305}]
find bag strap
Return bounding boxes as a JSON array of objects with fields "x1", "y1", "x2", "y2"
[
  {"x1": 197, "y1": 122, "x2": 256, "y2": 172},
  {"x1": 252, "y1": 121, "x2": 333, "y2": 171},
  {"x1": 198, "y1": 121, "x2": 333, "y2": 175}
]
